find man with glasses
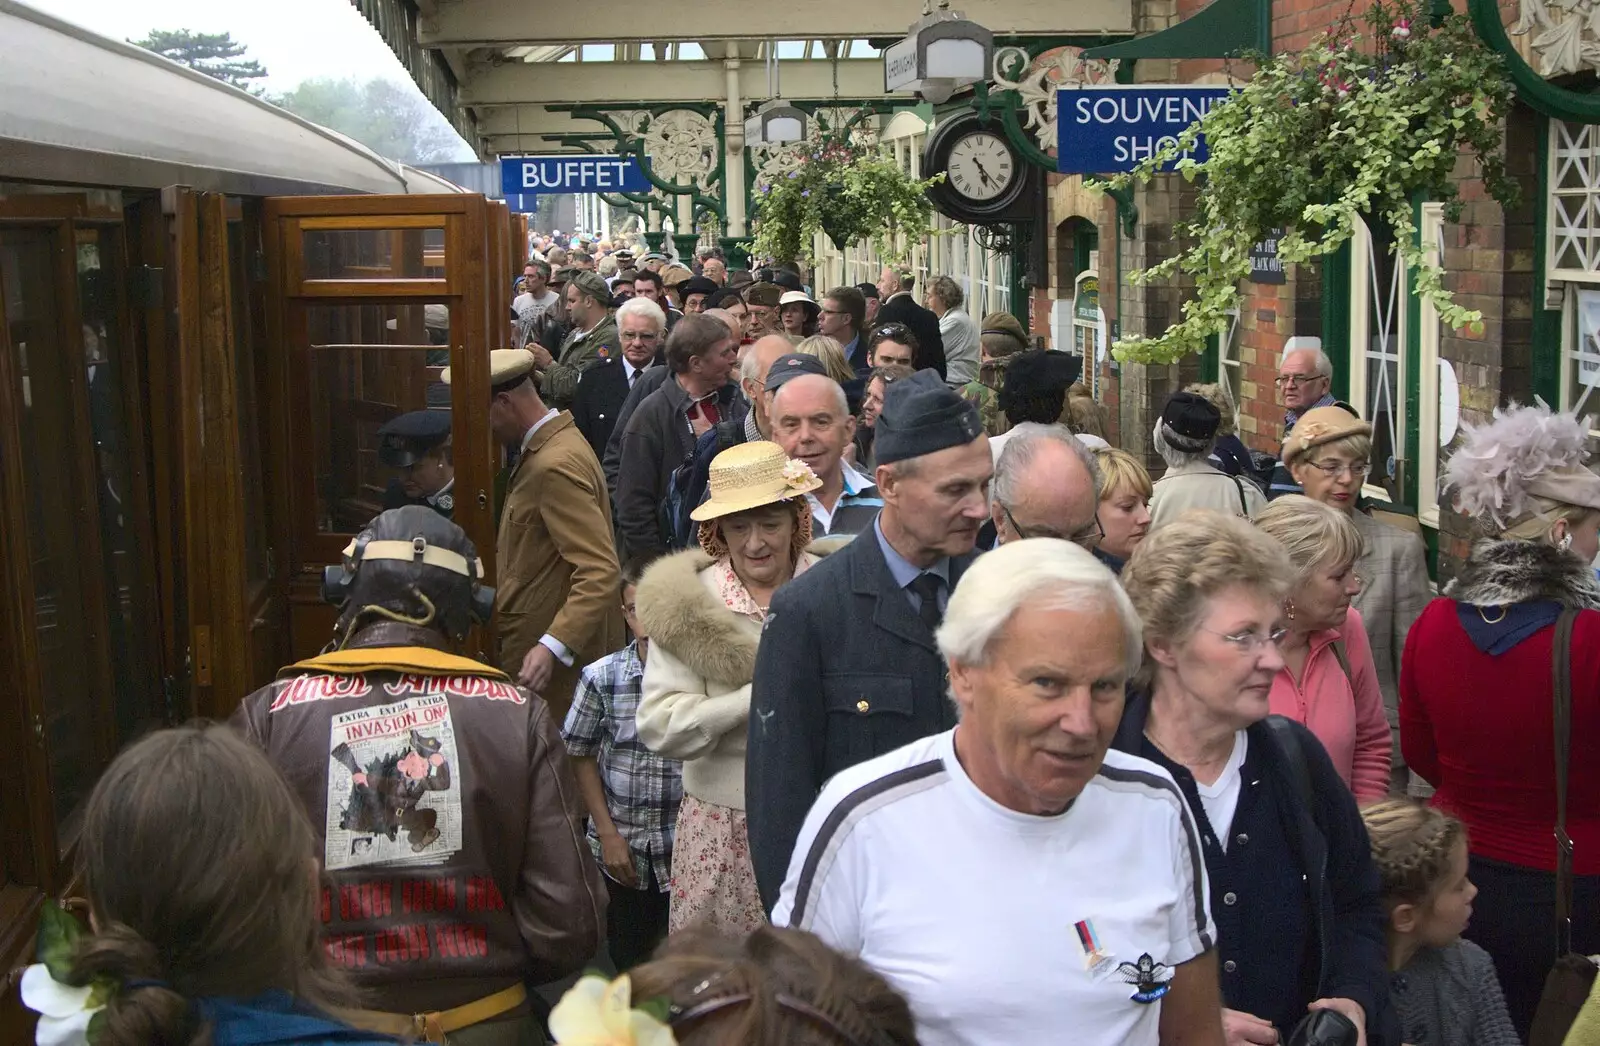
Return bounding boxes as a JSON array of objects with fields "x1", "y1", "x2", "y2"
[
  {"x1": 747, "y1": 369, "x2": 991, "y2": 911},
  {"x1": 1268, "y1": 347, "x2": 1339, "y2": 498},
  {"x1": 820, "y1": 286, "x2": 869, "y2": 374},
  {"x1": 573, "y1": 296, "x2": 665, "y2": 459},
  {"x1": 990, "y1": 424, "x2": 1103, "y2": 549},
  {"x1": 1275, "y1": 347, "x2": 1336, "y2": 437}
]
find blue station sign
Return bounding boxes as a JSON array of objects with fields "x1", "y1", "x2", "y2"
[
  {"x1": 1056, "y1": 86, "x2": 1233, "y2": 176},
  {"x1": 499, "y1": 154, "x2": 652, "y2": 195}
]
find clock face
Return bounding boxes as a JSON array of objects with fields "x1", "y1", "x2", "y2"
[{"x1": 946, "y1": 131, "x2": 1016, "y2": 203}]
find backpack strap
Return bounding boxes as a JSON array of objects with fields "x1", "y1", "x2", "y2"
[
  {"x1": 1232, "y1": 474, "x2": 1249, "y2": 515},
  {"x1": 1328, "y1": 639, "x2": 1353, "y2": 687},
  {"x1": 1552, "y1": 607, "x2": 1579, "y2": 955}
]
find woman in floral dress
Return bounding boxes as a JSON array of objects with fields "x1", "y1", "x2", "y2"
[{"x1": 635, "y1": 442, "x2": 822, "y2": 936}]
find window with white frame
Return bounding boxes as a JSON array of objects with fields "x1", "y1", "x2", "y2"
[
  {"x1": 1549, "y1": 121, "x2": 1600, "y2": 283},
  {"x1": 1215, "y1": 308, "x2": 1242, "y2": 411},
  {"x1": 1416, "y1": 203, "x2": 1446, "y2": 529},
  {"x1": 1347, "y1": 214, "x2": 1409, "y2": 504}
]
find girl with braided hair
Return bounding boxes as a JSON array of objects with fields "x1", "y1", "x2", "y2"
[
  {"x1": 1362, "y1": 800, "x2": 1520, "y2": 1046},
  {"x1": 1401, "y1": 402, "x2": 1600, "y2": 1038}
]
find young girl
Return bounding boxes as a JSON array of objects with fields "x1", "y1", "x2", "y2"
[
  {"x1": 1363, "y1": 798, "x2": 1522, "y2": 1046},
  {"x1": 23, "y1": 724, "x2": 392, "y2": 1046}
]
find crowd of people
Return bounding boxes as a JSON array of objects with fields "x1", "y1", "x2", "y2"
[{"x1": 20, "y1": 234, "x2": 1600, "y2": 1046}]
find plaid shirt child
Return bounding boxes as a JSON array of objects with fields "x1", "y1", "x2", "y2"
[{"x1": 561, "y1": 641, "x2": 683, "y2": 888}]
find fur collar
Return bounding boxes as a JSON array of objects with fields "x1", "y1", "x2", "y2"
[
  {"x1": 634, "y1": 550, "x2": 762, "y2": 686},
  {"x1": 1446, "y1": 538, "x2": 1600, "y2": 610}
]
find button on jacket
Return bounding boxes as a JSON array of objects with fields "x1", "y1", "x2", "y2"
[{"x1": 746, "y1": 522, "x2": 971, "y2": 910}]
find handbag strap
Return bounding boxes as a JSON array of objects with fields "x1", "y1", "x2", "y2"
[{"x1": 1551, "y1": 607, "x2": 1578, "y2": 956}]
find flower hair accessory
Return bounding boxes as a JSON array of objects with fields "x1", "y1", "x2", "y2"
[
  {"x1": 21, "y1": 904, "x2": 115, "y2": 1046},
  {"x1": 549, "y1": 974, "x2": 676, "y2": 1046},
  {"x1": 781, "y1": 459, "x2": 820, "y2": 492}
]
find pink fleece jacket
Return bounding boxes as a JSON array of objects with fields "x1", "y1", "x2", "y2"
[{"x1": 1268, "y1": 607, "x2": 1393, "y2": 803}]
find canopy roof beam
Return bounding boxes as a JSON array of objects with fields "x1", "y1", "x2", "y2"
[
  {"x1": 462, "y1": 57, "x2": 888, "y2": 105},
  {"x1": 420, "y1": 0, "x2": 1132, "y2": 47}
]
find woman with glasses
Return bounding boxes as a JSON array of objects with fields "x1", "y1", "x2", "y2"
[
  {"x1": 1284, "y1": 405, "x2": 1430, "y2": 796},
  {"x1": 1115, "y1": 511, "x2": 1392, "y2": 1046},
  {"x1": 1255, "y1": 495, "x2": 1393, "y2": 804}
]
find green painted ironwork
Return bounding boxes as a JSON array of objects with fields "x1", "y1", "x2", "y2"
[
  {"x1": 1531, "y1": 113, "x2": 1563, "y2": 407},
  {"x1": 1081, "y1": 0, "x2": 1273, "y2": 60},
  {"x1": 1322, "y1": 244, "x2": 1353, "y2": 403}
]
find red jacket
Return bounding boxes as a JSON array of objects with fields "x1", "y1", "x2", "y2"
[{"x1": 1400, "y1": 596, "x2": 1600, "y2": 872}]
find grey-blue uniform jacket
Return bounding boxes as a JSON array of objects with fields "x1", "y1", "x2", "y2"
[{"x1": 746, "y1": 527, "x2": 973, "y2": 910}]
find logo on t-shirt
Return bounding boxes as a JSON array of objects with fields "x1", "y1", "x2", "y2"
[{"x1": 1119, "y1": 953, "x2": 1173, "y2": 1004}]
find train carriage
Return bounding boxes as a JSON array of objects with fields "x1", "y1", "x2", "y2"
[{"x1": 0, "y1": 2, "x2": 523, "y2": 1026}]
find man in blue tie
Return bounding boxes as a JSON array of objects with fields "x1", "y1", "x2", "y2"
[{"x1": 746, "y1": 370, "x2": 993, "y2": 910}]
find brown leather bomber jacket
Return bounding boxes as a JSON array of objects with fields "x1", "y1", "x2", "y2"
[{"x1": 232, "y1": 622, "x2": 606, "y2": 1013}]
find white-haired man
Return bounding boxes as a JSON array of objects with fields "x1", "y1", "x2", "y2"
[
  {"x1": 1268, "y1": 346, "x2": 1337, "y2": 498},
  {"x1": 572, "y1": 295, "x2": 665, "y2": 460},
  {"x1": 774, "y1": 539, "x2": 1225, "y2": 1046},
  {"x1": 991, "y1": 423, "x2": 1103, "y2": 549}
]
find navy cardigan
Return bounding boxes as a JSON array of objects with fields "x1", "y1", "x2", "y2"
[{"x1": 1112, "y1": 694, "x2": 1395, "y2": 1043}]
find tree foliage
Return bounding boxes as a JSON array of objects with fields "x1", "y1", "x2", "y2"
[
  {"x1": 1096, "y1": 0, "x2": 1518, "y2": 365},
  {"x1": 130, "y1": 29, "x2": 267, "y2": 92},
  {"x1": 271, "y1": 78, "x2": 468, "y2": 165}
]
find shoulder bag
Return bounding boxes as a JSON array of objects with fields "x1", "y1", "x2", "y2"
[{"x1": 1529, "y1": 608, "x2": 1599, "y2": 1046}]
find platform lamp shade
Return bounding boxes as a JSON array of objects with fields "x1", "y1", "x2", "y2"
[
  {"x1": 744, "y1": 101, "x2": 809, "y2": 145},
  {"x1": 883, "y1": 2, "x2": 994, "y2": 104}
]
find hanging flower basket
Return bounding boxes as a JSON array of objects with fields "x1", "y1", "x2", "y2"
[
  {"x1": 751, "y1": 132, "x2": 942, "y2": 265},
  {"x1": 1096, "y1": 0, "x2": 1519, "y2": 365}
]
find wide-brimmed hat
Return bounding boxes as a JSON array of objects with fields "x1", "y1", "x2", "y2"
[
  {"x1": 779, "y1": 290, "x2": 819, "y2": 317},
  {"x1": 690, "y1": 441, "x2": 822, "y2": 522},
  {"x1": 1282, "y1": 404, "x2": 1372, "y2": 466}
]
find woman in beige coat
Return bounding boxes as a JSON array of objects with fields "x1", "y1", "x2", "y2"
[{"x1": 634, "y1": 442, "x2": 822, "y2": 936}]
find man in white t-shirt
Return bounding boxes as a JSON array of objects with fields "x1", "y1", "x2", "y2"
[{"x1": 774, "y1": 538, "x2": 1225, "y2": 1046}]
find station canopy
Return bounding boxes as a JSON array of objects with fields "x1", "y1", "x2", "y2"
[{"x1": 352, "y1": 0, "x2": 1136, "y2": 157}]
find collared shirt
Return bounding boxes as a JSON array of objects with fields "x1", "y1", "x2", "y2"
[
  {"x1": 743, "y1": 409, "x2": 764, "y2": 444},
  {"x1": 623, "y1": 359, "x2": 644, "y2": 386},
  {"x1": 1283, "y1": 391, "x2": 1336, "y2": 436},
  {"x1": 519, "y1": 408, "x2": 578, "y2": 667},
  {"x1": 561, "y1": 641, "x2": 683, "y2": 889},
  {"x1": 873, "y1": 516, "x2": 951, "y2": 614},
  {"x1": 808, "y1": 462, "x2": 883, "y2": 536},
  {"x1": 842, "y1": 334, "x2": 867, "y2": 374}
]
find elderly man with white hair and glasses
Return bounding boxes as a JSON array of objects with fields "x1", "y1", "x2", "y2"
[
  {"x1": 773, "y1": 538, "x2": 1226, "y2": 1046},
  {"x1": 989, "y1": 422, "x2": 1103, "y2": 549},
  {"x1": 1268, "y1": 346, "x2": 1340, "y2": 499}
]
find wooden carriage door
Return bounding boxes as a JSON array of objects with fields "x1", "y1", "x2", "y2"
[
  {"x1": 262, "y1": 194, "x2": 503, "y2": 666},
  {"x1": 139, "y1": 188, "x2": 288, "y2": 719}
]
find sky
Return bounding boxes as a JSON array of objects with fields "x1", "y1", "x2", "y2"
[{"x1": 30, "y1": 0, "x2": 474, "y2": 154}]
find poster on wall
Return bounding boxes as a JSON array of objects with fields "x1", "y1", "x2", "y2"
[{"x1": 1578, "y1": 290, "x2": 1600, "y2": 396}]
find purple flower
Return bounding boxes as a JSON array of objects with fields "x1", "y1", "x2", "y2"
[
  {"x1": 802, "y1": 189, "x2": 810, "y2": 197},
  {"x1": 787, "y1": 170, "x2": 799, "y2": 179}
]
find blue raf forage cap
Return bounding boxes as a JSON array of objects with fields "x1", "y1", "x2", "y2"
[
  {"x1": 875, "y1": 370, "x2": 983, "y2": 465},
  {"x1": 376, "y1": 409, "x2": 452, "y2": 468}
]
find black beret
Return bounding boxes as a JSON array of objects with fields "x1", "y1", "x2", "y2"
[
  {"x1": 680, "y1": 276, "x2": 719, "y2": 298},
  {"x1": 1159, "y1": 391, "x2": 1222, "y2": 453},
  {"x1": 876, "y1": 370, "x2": 984, "y2": 465},
  {"x1": 764, "y1": 353, "x2": 830, "y2": 394},
  {"x1": 377, "y1": 409, "x2": 451, "y2": 467},
  {"x1": 997, "y1": 349, "x2": 1080, "y2": 414}
]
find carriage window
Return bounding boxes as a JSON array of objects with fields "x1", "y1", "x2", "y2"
[
  {"x1": 306, "y1": 302, "x2": 452, "y2": 534},
  {"x1": 301, "y1": 226, "x2": 447, "y2": 281},
  {"x1": 76, "y1": 227, "x2": 163, "y2": 745},
  {"x1": 3, "y1": 227, "x2": 103, "y2": 830}
]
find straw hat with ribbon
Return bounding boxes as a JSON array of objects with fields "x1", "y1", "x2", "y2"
[{"x1": 691, "y1": 442, "x2": 821, "y2": 522}]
